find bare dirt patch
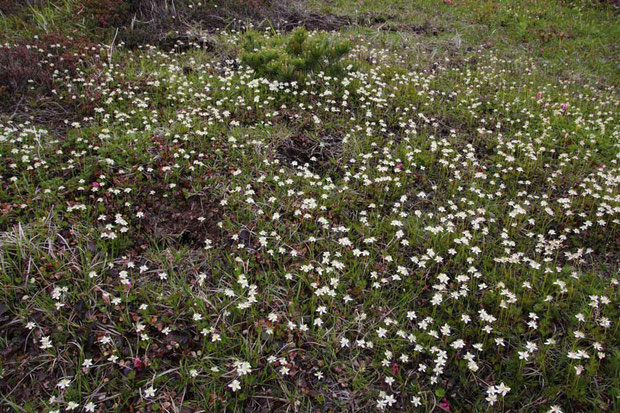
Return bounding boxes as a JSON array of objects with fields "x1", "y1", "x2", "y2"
[
  {"x1": 116, "y1": 1, "x2": 442, "y2": 50},
  {"x1": 276, "y1": 132, "x2": 344, "y2": 176},
  {"x1": 141, "y1": 193, "x2": 223, "y2": 248}
]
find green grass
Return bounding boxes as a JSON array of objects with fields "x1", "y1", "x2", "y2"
[
  {"x1": 0, "y1": 1, "x2": 619, "y2": 412},
  {"x1": 311, "y1": 0, "x2": 620, "y2": 84}
]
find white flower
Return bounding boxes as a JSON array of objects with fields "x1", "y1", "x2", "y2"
[
  {"x1": 497, "y1": 382, "x2": 511, "y2": 396},
  {"x1": 228, "y1": 379, "x2": 241, "y2": 392},
  {"x1": 338, "y1": 237, "x2": 352, "y2": 247},
  {"x1": 40, "y1": 336, "x2": 53, "y2": 350},
  {"x1": 235, "y1": 361, "x2": 252, "y2": 376},
  {"x1": 57, "y1": 378, "x2": 71, "y2": 389},
  {"x1": 144, "y1": 386, "x2": 156, "y2": 398}
]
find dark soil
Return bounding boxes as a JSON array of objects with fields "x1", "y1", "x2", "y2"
[
  {"x1": 276, "y1": 132, "x2": 344, "y2": 177},
  {"x1": 141, "y1": 193, "x2": 223, "y2": 248}
]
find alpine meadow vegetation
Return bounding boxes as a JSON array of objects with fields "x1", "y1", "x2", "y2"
[{"x1": 0, "y1": 0, "x2": 618, "y2": 412}]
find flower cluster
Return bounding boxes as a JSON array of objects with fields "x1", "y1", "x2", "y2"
[{"x1": 0, "y1": 27, "x2": 618, "y2": 413}]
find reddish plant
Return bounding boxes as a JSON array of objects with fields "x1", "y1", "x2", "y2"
[
  {"x1": 0, "y1": 33, "x2": 102, "y2": 117},
  {"x1": 81, "y1": 0, "x2": 131, "y2": 28}
]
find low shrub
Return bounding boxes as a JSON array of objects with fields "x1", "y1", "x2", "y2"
[
  {"x1": 0, "y1": 33, "x2": 102, "y2": 119},
  {"x1": 81, "y1": 0, "x2": 132, "y2": 28},
  {"x1": 0, "y1": 0, "x2": 44, "y2": 16},
  {"x1": 240, "y1": 27, "x2": 352, "y2": 82}
]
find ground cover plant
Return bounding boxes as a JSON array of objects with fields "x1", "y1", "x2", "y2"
[{"x1": 0, "y1": 0, "x2": 618, "y2": 412}]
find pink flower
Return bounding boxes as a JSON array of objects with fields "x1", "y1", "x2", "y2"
[
  {"x1": 134, "y1": 357, "x2": 143, "y2": 371},
  {"x1": 92, "y1": 182, "x2": 100, "y2": 187},
  {"x1": 439, "y1": 397, "x2": 450, "y2": 411},
  {"x1": 561, "y1": 103, "x2": 568, "y2": 111}
]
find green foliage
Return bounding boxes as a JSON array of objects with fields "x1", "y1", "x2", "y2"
[
  {"x1": 0, "y1": 1, "x2": 619, "y2": 412},
  {"x1": 240, "y1": 27, "x2": 352, "y2": 82}
]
